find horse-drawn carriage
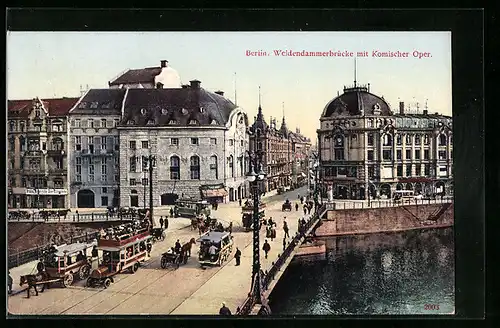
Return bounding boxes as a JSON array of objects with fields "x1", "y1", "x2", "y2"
[
  {"x1": 160, "y1": 238, "x2": 196, "y2": 269},
  {"x1": 174, "y1": 199, "x2": 211, "y2": 218},
  {"x1": 150, "y1": 227, "x2": 166, "y2": 242},
  {"x1": 242, "y1": 200, "x2": 266, "y2": 231},
  {"x1": 198, "y1": 231, "x2": 234, "y2": 267},
  {"x1": 86, "y1": 224, "x2": 153, "y2": 288},
  {"x1": 282, "y1": 199, "x2": 292, "y2": 211},
  {"x1": 19, "y1": 241, "x2": 96, "y2": 298}
]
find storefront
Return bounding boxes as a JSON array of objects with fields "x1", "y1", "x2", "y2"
[
  {"x1": 25, "y1": 188, "x2": 67, "y2": 208},
  {"x1": 200, "y1": 184, "x2": 228, "y2": 204}
]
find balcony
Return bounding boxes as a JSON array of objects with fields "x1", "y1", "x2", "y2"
[
  {"x1": 47, "y1": 149, "x2": 67, "y2": 157},
  {"x1": 94, "y1": 149, "x2": 114, "y2": 157},
  {"x1": 48, "y1": 168, "x2": 67, "y2": 175},
  {"x1": 24, "y1": 150, "x2": 44, "y2": 157},
  {"x1": 23, "y1": 169, "x2": 46, "y2": 175}
]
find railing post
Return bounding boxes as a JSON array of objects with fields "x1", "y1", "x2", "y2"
[
  {"x1": 77, "y1": 211, "x2": 80, "y2": 222},
  {"x1": 106, "y1": 212, "x2": 109, "y2": 221},
  {"x1": 92, "y1": 213, "x2": 94, "y2": 221}
]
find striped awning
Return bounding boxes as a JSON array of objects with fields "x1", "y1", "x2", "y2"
[{"x1": 201, "y1": 188, "x2": 228, "y2": 198}]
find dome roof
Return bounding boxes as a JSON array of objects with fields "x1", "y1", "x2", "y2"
[{"x1": 321, "y1": 85, "x2": 392, "y2": 118}]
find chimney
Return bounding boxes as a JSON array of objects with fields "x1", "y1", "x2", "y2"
[
  {"x1": 190, "y1": 80, "x2": 201, "y2": 89},
  {"x1": 214, "y1": 90, "x2": 224, "y2": 96},
  {"x1": 160, "y1": 60, "x2": 168, "y2": 68},
  {"x1": 181, "y1": 84, "x2": 189, "y2": 89},
  {"x1": 156, "y1": 82, "x2": 163, "y2": 89},
  {"x1": 368, "y1": 83, "x2": 370, "y2": 92},
  {"x1": 399, "y1": 101, "x2": 405, "y2": 114},
  {"x1": 423, "y1": 109, "x2": 428, "y2": 115}
]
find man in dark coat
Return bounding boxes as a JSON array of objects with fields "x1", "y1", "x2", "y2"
[
  {"x1": 164, "y1": 217, "x2": 169, "y2": 230},
  {"x1": 262, "y1": 240, "x2": 271, "y2": 259},
  {"x1": 283, "y1": 220, "x2": 290, "y2": 239},
  {"x1": 174, "y1": 240, "x2": 182, "y2": 254},
  {"x1": 234, "y1": 247, "x2": 242, "y2": 266},
  {"x1": 295, "y1": 203, "x2": 299, "y2": 211},
  {"x1": 219, "y1": 302, "x2": 232, "y2": 315},
  {"x1": 169, "y1": 207, "x2": 174, "y2": 218},
  {"x1": 303, "y1": 205, "x2": 307, "y2": 215},
  {"x1": 159, "y1": 217, "x2": 164, "y2": 229}
]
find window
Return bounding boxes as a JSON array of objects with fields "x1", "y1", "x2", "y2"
[
  {"x1": 101, "y1": 136, "x2": 107, "y2": 150},
  {"x1": 76, "y1": 175, "x2": 81, "y2": 182},
  {"x1": 130, "y1": 156, "x2": 137, "y2": 172},
  {"x1": 415, "y1": 135, "x2": 421, "y2": 145},
  {"x1": 415, "y1": 164, "x2": 421, "y2": 176},
  {"x1": 89, "y1": 163, "x2": 95, "y2": 174},
  {"x1": 74, "y1": 119, "x2": 81, "y2": 128},
  {"x1": 189, "y1": 119, "x2": 197, "y2": 125},
  {"x1": 367, "y1": 119, "x2": 374, "y2": 128},
  {"x1": 101, "y1": 162, "x2": 107, "y2": 175},
  {"x1": 382, "y1": 150, "x2": 392, "y2": 161},
  {"x1": 191, "y1": 138, "x2": 199, "y2": 145},
  {"x1": 396, "y1": 150, "x2": 402, "y2": 160},
  {"x1": 367, "y1": 150, "x2": 374, "y2": 161},
  {"x1": 75, "y1": 136, "x2": 82, "y2": 151},
  {"x1": 396, "y1": 134, "x2": 402, "y2": 145},
  {"x1": 130, "y1": 141, "x2": 136, "y2": 150},
  {"x1": 88, "y1": 119, "x2": 94, "y2": 128},
  {"x1": 54, "y1": 179, "x2": 63, "y2": 188},
  {"x1": 406, "y1": 149, "x2": 411, "y2": 160},
  {"x1": 76, "y1": 157, "x2": 82, "y2": 174},
  {"x1": 368, "y1": 133, "x2": 373, "y2": 146},
  {"x1": 142, "y1": 141, "x2": 149, "y2": 149},
  {"x1": 101, "y1": 196, "x2": 108, "y2": 206},
  {"x1": 424, "y1": 164, "x2": 430, "y2": 176},
  {"x1": 52, "y1": 138, "x2": 63, "y2": 151},
  {"x1": 170, "y1": 156, "x2": 180, "y2": 180},
  {"x1": 88, "y1": 136, "x2": 94, "y2": 145},
  {"x1": 9, "y1": 121, "x2": 15, "y2": 131},
  {"x1": 55, "y1": 158, "x2": 63, "y2": 169},
  {"x1": 210, "y1": 138, "x2": 217, "y2": 145},
  {"x1": 114, "y1": 119, "x2": 119, "y2": 127},
  {"x1": 171, "y1": 138, "x2": 179, "y2": 145},
  {"x1": 229, "y1": 139, "x2": 234, "y2": 146},
  {"x1": 114, "y1": 136, "x2": 119, "y2": 151},
  {"x1": 241, "y1": 140, "x2": 244, "y2": 147},
  {"x1": 29, "y1": 159, "x2": 41, "y2": 170},
  {"x1": 368, "y1": 165, "x2": 375, "y2": 178},
  {"x1": 99, "y1": 174, "x2": 106, "y2": 182},
  {"x1": 142, "y1": 156, "x2": 149, "y2": 172},
  {"x1": 89, "y1": 175, "x2": 94, "y2": 183},
  {"x1": 52, "y1": 123, "x2": 61, "y2": 132},
  {"x1": 89, "y1": 144, "x2": 94, "y2": 154},
  {"x1": 438, "y1": 150, "x2": 447, "y2": 160},
  {"x1": 334, "y1": 135, "x2": 344, "y2": 160},
  {"x1": 397, "y1": 165, "x2": 403, "y2": 177},
  {"x1": 190, "y1": 156, "x2": 200, "y2": 179},
  {"x1": 9, "y1": 137, "x2": 15, "y2": 151},
  {"x1": 114, "y1": 175, "x2": 119, "y2": 182},
  {"x1": 42, "y1": 142, "x2": 46, "y2": 151},
  {"x1": 405, "y1": 134, "x2": 412, "y2": 145},
  {"x1": 382, "y1": 134, "x2": 392, "y2": 146},
  {"x1": 439, "y1": 134, "x2": 447, "y2": 146},
  {"x1": 90, "y1": 102, "x2": 98, "y2": 109},
  {"x1": 406, "y1": 164, "x2": 412, "y2": 177},
  {"x1": 424, "y1": 135, "x2": 429, "y2": 145},
  {"x1": 130, "y1": 178, "x2": 137, "y2": 186},
  {"x1": 102, "y1": 187, "x2": 108, "y2": 193},
  {"x1": 424, "y1": 149, "x2": 430, "y2": 160},
  {"x1": 100, "y1": 119, "x2": 107, "y2": 128},
  {"x1": 415, "y1": 150, "x2": 421, "y2": 160},
  {"x1": 228, "y1": 155, "x2": 234, "y2": 178}
]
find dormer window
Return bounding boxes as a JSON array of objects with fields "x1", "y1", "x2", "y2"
[
  {"x1": 189, "y1": 119, "x2": 198, "y2": 125},
  {"x1": 200, "y1": 107, "x2": 204, "y2": 113},
  {"x1": 211, "y1": 119, "x2": 218, "y2": 125},
  {"x1": 168, "y1": 120, "x2": 177, "y2": 125},
  {"x1": 182, "y1": 108, "x2": 188, "y2": 115},
  {"x1": 78, "y1": 102, "x2": 87, "y2": 108},
  {"x1": 90, "y1": 102, "x2": 98, "y2": 109},
  {"x1": 127, "y1": 120, "x2": 135, "y2": 125},
  {"x1": 161, "y1": 108, "x2": 168, "y2": 115},
  {"x1": 35, "y1": 111, "x2": 40, "y2": 117},
  {"x1": 101, "y1": 102, "x2": 111, "y2": 109},
  {"x1": 147, "y1": 119, "x2": 155, "y2": 125},
  {"x1": 141, "y1": 108, "x2": 147, "y2": 116}
]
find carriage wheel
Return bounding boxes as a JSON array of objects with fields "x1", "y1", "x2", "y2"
[
  {"x1": 131, "y1": 263, "x2": 139, "y2": 273},
  {"x1": 79, "y1": 265, "x2": 91, "y2": 280},
  {"x1": 161, "y1": 231, "x2": 166, "y2": 241},
  {"x1": 103, "y1": 278, "x2": 111, "y2": 289},
  {"x1": 161, "y1": 257, "x2": 168, "y2": 269},
  {"x1": 63, "y1": 273, "x2": 74, "y2": 287},
  {"x1": 183, "y1": 256, "x2": 188, "y2": 265},
  {"x1": 86, "y1": 277, "x2": 93, "y2": 287}
]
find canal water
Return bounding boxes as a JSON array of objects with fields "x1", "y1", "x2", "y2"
[{"x1": 269, "y1": 228, "x2": 455, "y2": 315}]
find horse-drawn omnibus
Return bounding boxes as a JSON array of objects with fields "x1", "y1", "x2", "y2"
[
  {"x1": 86, "y1": 225, "x2": 153, "y2": 288},
  {"x1": 174, "y1": 199, "x2": 211, "y2": 218},
  {"x1": 197, "y1": 231, "x2": 234, "y2": 266}
]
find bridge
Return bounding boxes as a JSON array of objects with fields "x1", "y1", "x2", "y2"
[{"x1": 8, "y1": 212, "x2": 135, "y2": 224}]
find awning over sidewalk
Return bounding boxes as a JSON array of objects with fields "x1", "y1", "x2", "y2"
[{"x1": 200, "y1": 184, "x2": 228, "y2": 198}]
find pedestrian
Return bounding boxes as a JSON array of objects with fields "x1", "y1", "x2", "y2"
[
  {"x1": 295, "y1": 203, "x2": 299, "y2": 211},
  {"x1": 159, "y1": 217, "x2": 164, "y2": 229},
  {"x1": 300, "y1": 196, "x2": 304, "y2": 204},
  {"x1": 219, "y1": 302, "x2": 232, "y2": 315},
  {"x1": 283, "y1": 220, "x2": 290, "y2": 239},
  {"x1": 307, "y1": 206, "x2": 312, "y2": 215},
  {"x1": 91, "y1": 245, "x2": 98, "y2": 259},
  {"x1": 175, "y1": 240, "x2": 181, "y2": 254},
  {"x1": 298, "y1": 194, "x2": 301, "y2": 200},
  {"x1": 234, "y1": 247, "x2": 241, "y2": 266},
  {"x1": 164, "y1": 217, "x2": 169, "y2": 230},
  {"x1": 169, "y1": 207, "x2": 174, "y2": 218},
  {"x1": 283, "y1": 237, "x2": 287, "y2": 252},
  {"x1": 270, "y1": 226, "x2": 276, "y2": 241},
  {"x1": 268, "y1": 217, "x2": 273, "y2": 226},
  {"x1": 303, "y1": 205, "x2": 307, "y2": 215},
  {"x1": 8, "y1": 270, "x2": 13, "y2": 294},
  {"x1": 262, "y1": 240, "x2": 271, "y2": 259},
  {"x1": 239, "y1": 198, "x2": 242, "y2": 207}
]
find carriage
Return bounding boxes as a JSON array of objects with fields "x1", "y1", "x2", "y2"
[
  {"x1": 160, "y1": 252, "x2": 187, "y2": 269},
  {"x1": 174, "y1": 199, "x2": 211, "y2": 218},
  {"x1": 282, "y1": 199, "x2": 292, "y2": 211},
  {"x1": 197, "y1": 231, "x2": 234, "y2": 267},
  {"x1": 150, "y1": 227, "x2": 166, "y2": 242},
  {"x1": 86, "y1": 226, "x2": 153, "y2": 288},
  {"x1": 242, "y1": 200, "x2": 266, "y2": 231}
]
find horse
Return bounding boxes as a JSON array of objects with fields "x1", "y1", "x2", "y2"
[
  {"x1": 181, "y1": 238, "x2": 197, "y2": 257},
  {"x1": 19, "y1": 273, "x2": 47, "y2": 298},
  {"x1": 198, "y1": 221, "x2": 208, "y2": 235}
]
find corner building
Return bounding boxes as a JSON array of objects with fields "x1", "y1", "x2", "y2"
[{"x1": 317, "y1": 84, "x2": 453, "y2": 200}]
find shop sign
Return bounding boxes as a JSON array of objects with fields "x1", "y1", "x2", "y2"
[{"x1": 26, "y1": 188, "x2": 68, "y2": 195}]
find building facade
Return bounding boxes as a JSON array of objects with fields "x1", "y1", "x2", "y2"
[
  {"x1": 8, "y1": 97, "x2": 78, "y2": 208},
  {"x1": 117, "y1": 80, "x2": 249, "y2": 206},
  {"x1": 317, "y1": 84, "x2": 453, "y2": 200},
  {"x1": 67, "y1": 89, "x2": 124, "y2": 208},
  {"x1": 289, "y1": 128, "x2": 312, "y2": 187}
]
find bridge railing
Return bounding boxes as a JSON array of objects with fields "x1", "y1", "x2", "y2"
[
  {"x1": 8, "y1": 231, "x2": 99, "y2": 269},
  {"x1": 324, "y1": 198, "x2": 452, "y2": 210},
  {"x1": 236, "y1": 214, "x2": 320, "y2": 315}
]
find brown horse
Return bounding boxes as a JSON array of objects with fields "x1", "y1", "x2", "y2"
[
  {"x1": 181, "y1": 238, "x2": 197, "y2": 257},
  {"x1": 19, "y1": 273, "x2": 46, "y2": 298}
]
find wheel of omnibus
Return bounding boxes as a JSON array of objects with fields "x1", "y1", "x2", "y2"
[
  {"x1": 131, "y1": 263, "x2": 139, "y2": 273},
  {"x1": 63, "y1": 273, "x2": 74, "y2": 287},
  {"x1": 86, "y1": 277, "x2": 93, "y2": 287},
  {"x1": 103, "y1": 278, "x2": 111, "y2": 289},
  {"x1": 161, "y1": 231, "x2": 166, "y2": 241},
  {"x1": 79, "y1": 265, "x2": 91, "y2": 280},
  {"x1": 161, "y1": 257, "x2": 168, "y2": 269}
]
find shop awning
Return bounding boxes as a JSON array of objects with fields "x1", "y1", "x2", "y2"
[{"x1": 200, "y1": 184, "x2": 228, "y2": 198}]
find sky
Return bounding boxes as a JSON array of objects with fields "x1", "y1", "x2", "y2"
[{"x1": 7, "y1": 32, "x2": 452, "y2": 140}]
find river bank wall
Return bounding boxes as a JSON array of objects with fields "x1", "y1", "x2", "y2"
[{"x1": 315, "y1": 203, "x2": 453, "y2": 238}]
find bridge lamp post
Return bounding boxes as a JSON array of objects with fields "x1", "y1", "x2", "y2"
[
  {"x1": 312, "y1": 162, "x2": 320, "y2": 212},
  {"x1": 145, "y1": 155, "x2": 156, "y2": 227},
  {"x1": 246, "y1": 126, "x2": 271, "y2": 315},
  {"x1": 142, "y1": 172, "x2": 147, "y2": 211}
]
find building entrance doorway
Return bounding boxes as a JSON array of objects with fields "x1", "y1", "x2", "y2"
[
  {"x1": 77, "y1": 189, "x2": 95, "y2": 208},
  {"x1": 161, "y1": 193, "x2": 178, "y2": 205}
]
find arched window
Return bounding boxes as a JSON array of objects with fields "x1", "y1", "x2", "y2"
[
  {"x1": 383, "y1": 134, "x2": 392, "y2": 146},
  {"x1": 334, "y1": 134, "x2": 344, "y2": 160},
  {"x1": 9, "y1": 121, "x2": 15, "y2": 131},
  {"x1": 439, "y1": 134, "x2": 447, "y2": 146},
  {"x1": 228, "y1": 155, "x2": 234, "y2": 177},
  {"x1": 52, "y1": 137, "x2": 64, "y2": 151},
  {"x1": 405, "y1": 134, "x2": 412, "y2": 145},
  {"x1": 52, "y1": 120, "x2": 63, "y2": 132},
  {"x1": 210, "y1": 155, "x2": 218, "y2": 179},
  {"x1": 415, "y1": 134, "x2": 421, "y2": 145},
  {"x1": 20, "y1": 121, "x2": 25, "y2": 132},
  {"x1": 9, "y1": 136, "x2": 15, "y2": 151},
  {"x1": 396, "y1": 134, "x2": 402, "y2": 145},
  {"x1": 424, "y1": 134, "x2": 429, "y2": 145},
  {"x1": 170, "y1": 156, "x2": 180, "y2": 180},
  {"x1": 190, "y1": 156, "x2": 200, "y2": 179},
  {"x1": 21, "y1": 177, "x2": 27, "y2": 187}
]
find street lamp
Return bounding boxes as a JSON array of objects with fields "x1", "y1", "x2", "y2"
[
  {"x1": 312, "y1": 162, "x2": 320, "y2": 211},
  {"x1": 145, "y1": 155, "x2": 156, "y2": 226},
  {"x1": 246, "y1": 125, "x2": 271, "y2": 315},
  {"x1": 142, "y1": 172, "x2": 147, "y2": 210}
]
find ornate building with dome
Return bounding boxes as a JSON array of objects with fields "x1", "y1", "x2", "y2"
[
  {"x1": 68, "y1": 61, "x2": 250, "y2": 208},
  {"x1": 317, "y1": 83, "x2": 453, "y2": 201}
]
